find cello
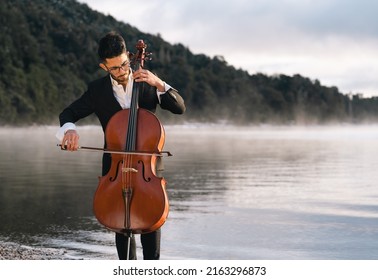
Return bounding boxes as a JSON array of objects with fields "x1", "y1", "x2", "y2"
[{"x1": 92, "y1": 40, "x2": 169, "y2": 240}]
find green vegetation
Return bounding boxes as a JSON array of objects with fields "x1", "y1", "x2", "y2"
[{"x1": 1, "y1": 0, "x2": 378, "y2": 125}]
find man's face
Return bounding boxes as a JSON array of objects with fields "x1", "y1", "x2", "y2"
[{"x1": 100, "y1": 52, "x2": 130, "y2": 85}]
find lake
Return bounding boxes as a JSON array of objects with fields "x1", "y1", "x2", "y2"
[{"x1": 1, "y1": 124, "x2": 378, "y2": 260}]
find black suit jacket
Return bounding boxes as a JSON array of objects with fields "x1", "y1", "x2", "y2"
[
  {"x1": 59, "y1": 75, "x2": 185, "y2": 131},
  {"x1": 59, "y1": 75, "x2": 185, "y2": 175}
]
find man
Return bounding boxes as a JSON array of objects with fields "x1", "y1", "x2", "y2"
[{"x1": 56, "y1": 31, "x2": 185, "y2": 260}]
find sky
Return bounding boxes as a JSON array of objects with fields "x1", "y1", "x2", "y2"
[{"x1": 78, "y1": 0, "x2": 378, "y2": 97}]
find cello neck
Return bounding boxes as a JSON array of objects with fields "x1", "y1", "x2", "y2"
[
  {"x1": 125, "y1": 70, "x2": 139, "y2": 152},
  {"x1": 125, "y1": 40, "x2": 147, "y2": 152}
]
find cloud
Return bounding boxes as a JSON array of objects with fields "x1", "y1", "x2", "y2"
[{"x1": 79, "y1": 0, "x2": 378, "y2": 96}]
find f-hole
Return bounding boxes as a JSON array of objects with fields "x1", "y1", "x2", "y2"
[
  {"x1": 138, "y1": 160, "x2": 151, "y2": 182},
  {"x1": 110, "y1": 160, "x2": 123, "y2": 182}
]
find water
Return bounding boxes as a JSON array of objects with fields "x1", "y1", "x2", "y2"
[{"x1": 1, "y1": 124, "x2": 378, "y2": 260}]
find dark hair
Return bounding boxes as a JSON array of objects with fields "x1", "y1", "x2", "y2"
[{"x1": 97, "y1": 31, "x2": 127, "y2": 61}]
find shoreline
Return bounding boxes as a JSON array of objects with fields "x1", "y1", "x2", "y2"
[{"x1": 0, "y1": 242, "x2": 72, "y2": 260}]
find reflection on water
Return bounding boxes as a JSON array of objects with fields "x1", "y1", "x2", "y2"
[{"x1": 1, "y1": 125, "x2": 378, "y2": 259}]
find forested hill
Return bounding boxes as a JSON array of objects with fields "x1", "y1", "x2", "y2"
[{"x1": 1, "y1": 0, "x2": 378, "y2": 125}]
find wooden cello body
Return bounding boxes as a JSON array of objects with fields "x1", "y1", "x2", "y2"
[{"x1": 93, "y1": 40, "x2": 169, "y2": 235}]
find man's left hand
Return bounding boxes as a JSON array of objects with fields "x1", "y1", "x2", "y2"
[{"x1": 133, "y1": 68, "x2": 165, "y2": 91}]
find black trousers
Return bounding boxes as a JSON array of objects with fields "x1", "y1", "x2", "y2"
[{"x1": 115, "y1": 229, "x2": 161, "y2": 260}]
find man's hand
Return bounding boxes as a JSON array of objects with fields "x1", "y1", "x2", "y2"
[
  {"x1": 61, "y1": 129, "x2": 80, "y2": 151},
  {"x1": 133, "y1": 68, "x2": 165, "y2": 92}
]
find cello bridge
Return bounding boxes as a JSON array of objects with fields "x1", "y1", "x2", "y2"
[{"x1": 122, "y1": 167, "x2": 138, "y2": 173}]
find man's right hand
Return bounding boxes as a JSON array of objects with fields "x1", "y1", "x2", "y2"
[{"x1": 61, "y1": 129, "x2": 80, "y2": 151}]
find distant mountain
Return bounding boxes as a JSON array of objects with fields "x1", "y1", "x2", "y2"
[{"x1": 1, "y1": 0, "x2": 378, "y2": 125}]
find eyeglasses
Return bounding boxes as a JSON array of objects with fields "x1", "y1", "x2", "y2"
[{"x1": 104, "y1": 59, "x2": 130, "y2": 73}]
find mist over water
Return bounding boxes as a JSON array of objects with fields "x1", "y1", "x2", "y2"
[{"x1": 1, "y1": 125, "x2": 378, "y2": 259}]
